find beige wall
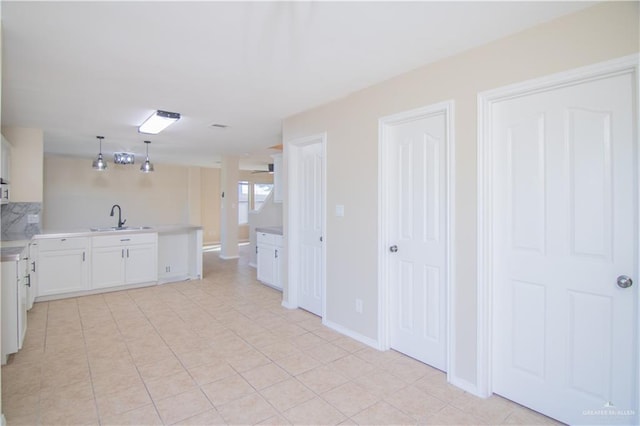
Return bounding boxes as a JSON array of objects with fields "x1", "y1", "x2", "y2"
[
  {"x1": 43, "y1": 155, "x2": 196, "y2": 230},
  {"x1": 282, "y1": 2, "x2": 639, "y2": 389},
  {"x1": 2, "y1": 127, "x2": 44, "y2": 203}
]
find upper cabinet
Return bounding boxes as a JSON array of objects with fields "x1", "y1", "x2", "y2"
[
  {"x1": 0, "y1": 128, "x2": 44, "y2": 203},
  {"x1": 1, "y1": 136, "x2": 11, "y2": 182},
  {"x1": 272, "y1": 153, "x2": 283, "y2": 203},
  {"x1": 1, "y1": 136, "x2": 12, "y2": 204}
]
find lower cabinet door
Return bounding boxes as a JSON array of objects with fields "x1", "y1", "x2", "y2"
[
  {"x1": 92, "y1": 246, "x2": 125, "y2": 289},
  {"x1": 38, "y1": 248, "x2": 89, "y2": 296},
  {"x1": 125, "y1": 244, "x2": 157, "y2": 284},
  {"x1": 272, "y1": 247, "x2": 283, "y2": 290},
  {"x1": 257, "y1": 244, "x2": 276, "y2": 286},
  {"x1": 1, "y1": 261, "x2": 19, "y2": 360}
]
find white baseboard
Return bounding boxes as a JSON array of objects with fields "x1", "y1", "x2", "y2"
[
  {"x1": 448, "y1": 374, "x2": 484, "y2": 397},
  {"x1": 322, "y1": 319, "x2": 380, "y2": 350},
  {"x1": 281, "y1": 300, "x2": 297, "y2": 310},
  {"x1": 218, "y1": 254, "x2": 239, "y2": 260}
]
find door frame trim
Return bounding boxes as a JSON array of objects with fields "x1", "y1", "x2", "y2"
[
  {"x1": 378, "y1": 100, "x2": 456, "y2": 374},
  {"x1": 476, "y1": 54, "x2": 639, "y2": 399},
  {"x1": 284, "y1": 132, "x2": 327, "y2": 319}
]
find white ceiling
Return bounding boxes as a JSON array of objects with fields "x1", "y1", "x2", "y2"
[{"x1": 1, "y1": 1, "x2": 595, "y2": 169}]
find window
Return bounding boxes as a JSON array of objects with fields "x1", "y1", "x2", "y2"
[
  {"x1": 238, "y1": 181, "x2": 249, "y2": 224},
  {"x1": 253, "y1": 183, "x2": 274, "y2": 211},
  {"x1": 238, "y1": 181, "x2": 274, "y2": 224}
]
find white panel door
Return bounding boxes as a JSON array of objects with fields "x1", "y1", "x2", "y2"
[
  {"x1": 491, "y1": 72, "x2": 637, "y2": 425},
  {"x1": 298, "y1": 142, "x2": 323, "y2": 315},
  {"x1": 388, "y1": 111, "x2": 448, "y2": 371}
]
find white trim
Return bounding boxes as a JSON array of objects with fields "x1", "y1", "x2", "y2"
[
  {"x1": 218, "y1": 254, "x2": 239, "y2": 260},
  {"x1": 323, "y1": 319, "x2": 380, "y2": 349},
  {"x1": 476, "y1": 54, "x2": 639, "y2": 401},
  {"x1": 284, "y1": 132, "x2": 327, "y2": 319},
  {"x1": 449, "y1": 375, "x2": 482, "y2": 396},
  {"x1": 378, "y1": 99, "x2": 456, "y2": 372}
]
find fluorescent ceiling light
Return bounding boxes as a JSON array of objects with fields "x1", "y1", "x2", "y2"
[{"x1": 138, "y1": 110, "x2": 180, "y2": 134}]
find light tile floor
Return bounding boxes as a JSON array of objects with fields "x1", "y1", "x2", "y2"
[{"x1": 2, "y1": 246, "x2": 561, "y2": 425}]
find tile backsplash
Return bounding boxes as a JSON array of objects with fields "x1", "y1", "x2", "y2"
[{"x1": 1, "y1": 202, "x2": 42, "y2": 238}]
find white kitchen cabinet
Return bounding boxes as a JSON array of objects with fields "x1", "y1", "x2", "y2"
[
  {"x1": 91, "y1": 233, "x2": 157, "y2": 289},
  {"x1": 0, "y1": 183, "x2": 9, "y2": 205},
  {"x1": 2, "y1": 253, "x2": 28, "y2": 363},
  {"x1": 26, "y1": 242, "x2": 38, "y2": 310},
  {"x1": 157, "y1": 233, "x2": 189, "y2": 283},
  {"x1": 1, "y1": 136, "x2": 12, "y2": 182},
  {"x1": 1, "y1": 136, "x2": 11, "y2": 204},
  {"x1": 37, "y1": 237, "x2": 90, "y2": 297},
  {"x1": 256, "y1": 231, "x2": 283, "y2": 290},
  {"x1": 272, "y1": 153, "x2": 283, "y2": 203}
]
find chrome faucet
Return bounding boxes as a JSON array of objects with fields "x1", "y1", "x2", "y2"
[{"x1": 109, "y1": 204, "x2": 126, "y2": 228}]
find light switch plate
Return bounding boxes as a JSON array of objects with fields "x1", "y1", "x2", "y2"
[{"x1": 335, "y1": 204, "x2": 345, "y2": 217}]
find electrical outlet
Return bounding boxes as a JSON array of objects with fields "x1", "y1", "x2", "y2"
[
  {"x1": 27, "y1": 214, "x2": 40, "y2": 224},
  {"x1": 355, "y1": 299, "x2": 363, "y2": 314}
]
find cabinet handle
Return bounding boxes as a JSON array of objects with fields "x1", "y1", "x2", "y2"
[
  {"x1": 31, "y1": 261, "x2": 36, "y2": 272},
  {"x1": 82, "y1": 251, "x2": 85, "y2": 261},
  {"x1": 127, "y1": 249, "x2": 129, "y2": 258},
  {"x1": 25, "y1": 275, "x2": 31, "y2": 287},
  {"x1": 275, "y1": 249, "x2": 278, "y2": 259},
  {"x1": 256, "y1": 246, "x2": 258, "y2": 254},
  {"x1": 120, "y1": 238, "x2": 130, "y2": 242},
  {"x1": 122, "y1": 249, "x2": 125, "y2": 258},
  {"x1": 61, "y1": 238, "x2": 67, "y2": 242}
]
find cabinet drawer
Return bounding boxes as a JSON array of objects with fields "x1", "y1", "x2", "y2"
[
  {"x1": 38, "y1": 237, "x2": 89, "y2": 251},
  {"x1": 257, "y1": 232, "x2": 279, "y2": 245},
  {"x1": 92, "y1": 233, "x2": 157, "y2": 248}
]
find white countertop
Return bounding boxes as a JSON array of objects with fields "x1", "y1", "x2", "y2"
[
  {"x1": 33, "y1": 224, "x2": 202, "y2": 240},
  {"x1": 255, "y1": 226, "x2": 283, "y2": 235},
  {"x1": 1, "y1": 246, "x2": 24, "y2": 262},
  {"x1": 1, "y1": 225, "x2": 202, "y2": 260}
]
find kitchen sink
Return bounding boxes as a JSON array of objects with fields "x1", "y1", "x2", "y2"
[{"x1": 90, "y1": 226, "x2": 153, "y2": 232}]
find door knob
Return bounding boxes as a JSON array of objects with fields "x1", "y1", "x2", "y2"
[
  {"x1": 389, "y1": 245, "x2": 398, "y2": 253},
  {"x1": 617, "y1": 275, "x2": 633, "y2": 289}
]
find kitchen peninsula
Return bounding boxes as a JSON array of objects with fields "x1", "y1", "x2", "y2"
[{"x1": 5, "y1": 224, "x2": 203, "y2": 302}]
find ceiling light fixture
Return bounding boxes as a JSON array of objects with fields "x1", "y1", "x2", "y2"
[
  {"x1": 138, "y1": 110, "x2": 180, "y2": 134},
  {"x1": 92, "y1": 136, "x2": 107, "y2": 171},
  {"x1": 140, "y1": 141, "x2": 154, "y2": 173},
  {"x1": 114, "y1": 152, "x2": 135, "y2": 165}
]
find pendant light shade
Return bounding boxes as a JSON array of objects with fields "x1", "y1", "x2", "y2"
[
  {"x1": 140, "y1": 140, "x2": 154, "y2": 173},
  {"x1": 92, "y1": 136, "x2": 107, "y2": 171}
]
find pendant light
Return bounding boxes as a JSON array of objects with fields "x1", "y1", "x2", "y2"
[
  {"x1": 140, "y1": 140, "x2": 154, "y2": 173},
  {"x1": 92, "y1": 136, "x2": 107, "y2": 171}
]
